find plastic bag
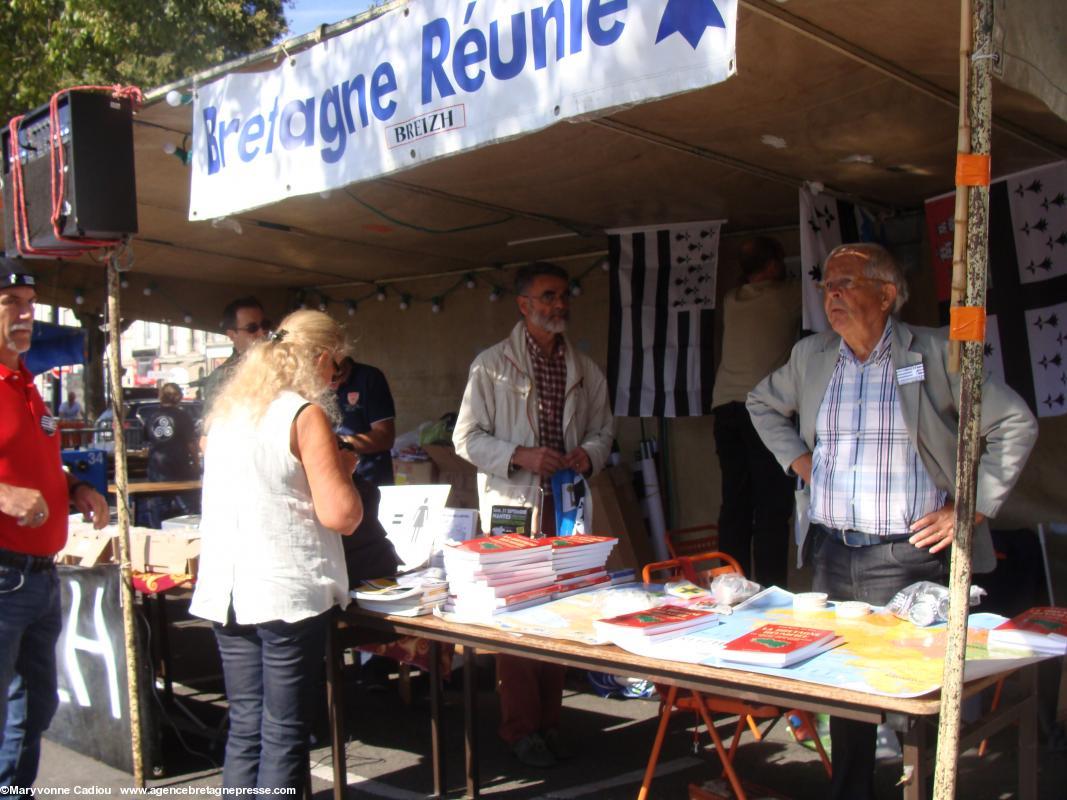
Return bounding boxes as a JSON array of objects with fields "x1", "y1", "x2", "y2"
[
  {"x1": 886, "y1": 581, "x2": 986, "y2": 627},
  {"x1": 709, "y1": 574, "x2": 761, "y2": 606}
]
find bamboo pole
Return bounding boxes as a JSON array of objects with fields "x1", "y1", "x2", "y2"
[
  {"x1": 948, "y1": 0, "x2": 973, "y2": 373},
  {"x1": 933, "y1": 1, "x2": 993, "y2": 797},
  {"x1": 107, "y1": 256, "x2": 145, "y2": 787}
]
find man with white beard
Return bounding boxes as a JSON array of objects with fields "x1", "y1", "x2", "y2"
[{"x1": 454, "y1": 262, "x2": 614, "y2": 767}]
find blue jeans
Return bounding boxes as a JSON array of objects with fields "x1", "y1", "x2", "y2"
[
  {"x1": 810, "y1": 524, "x2": 946, "y2": 800},
  {"x1": 0, "y1": 563, "x2": 62, "y2": 789},
  {"x1": 214, "y1": 610, "x2": 329, "y2": 791}
]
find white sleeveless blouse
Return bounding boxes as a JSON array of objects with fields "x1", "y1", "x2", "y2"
[{"x1": 190, "y1": 391, "x2": 349, "y2": 625}]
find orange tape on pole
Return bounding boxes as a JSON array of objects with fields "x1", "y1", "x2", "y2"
[
  {"x1": 949, "y1": 306, "x2": 987, "y2": 342},
  {"x1": 955, "y1": 153, "x2": 991, "y2": 187}
]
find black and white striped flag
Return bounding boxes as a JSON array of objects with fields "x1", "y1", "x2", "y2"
[
  {"x1": 799, "y1": 187, "x2": 884, "y2": 332},
  {"x1": 926, "y1": 161, "x2": 1067, "y2": 417},
  {"x1": 606, "y1": 221, "x2": 722, "y2": 418}
]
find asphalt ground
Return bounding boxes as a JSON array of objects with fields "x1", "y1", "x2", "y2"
[{"x1": 32, "y1": 600, "x2": 1067, "y2": 799}]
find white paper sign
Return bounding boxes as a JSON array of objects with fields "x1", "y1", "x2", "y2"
[
  {"x1": 378, "y1": 484, "x2": 452, "y2": 571},
  {"x1": 189, "y1": 0, "x2": 738, "y2": 219}
]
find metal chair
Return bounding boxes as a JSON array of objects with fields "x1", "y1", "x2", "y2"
[{"x1": 637, "y1": 552, "x2": 830, "y2": 800}]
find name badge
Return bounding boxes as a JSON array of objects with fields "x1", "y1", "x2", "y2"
[{"x1": 896, "y1": 363, "x2": 925, "y2": 385}]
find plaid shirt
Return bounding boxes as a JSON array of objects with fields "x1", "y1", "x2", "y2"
[
  {"x1": 810, "y1": 320, "x2": 946, "y2": 536},
  {"x1": 525, "y1": 327, "x2": 567, "y2": 486}
]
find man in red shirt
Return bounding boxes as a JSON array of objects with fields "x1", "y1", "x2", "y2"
[{"x1": 0, "y1": 266, "x2": 108, "y2": 789}]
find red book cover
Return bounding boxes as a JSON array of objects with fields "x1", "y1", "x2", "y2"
[
  {"x1": 993, "y1": 607, "x2": 1067, "y2": 636},
  {"x1": 546, "y1": 535, "x2": 617, "y2": 550},
  {"x1": 446, "y1": 534, "x2": 552, "y2": 559},
  {"x1": 598, "y1": 604, "x2": 713, "y2": 631},
  {"x1": 722, "y1": 624, "x2": 835, "y2": 656}
]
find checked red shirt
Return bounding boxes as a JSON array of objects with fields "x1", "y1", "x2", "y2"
[{"x1": 524, "y1": 327, "x2": 566, "y2": 486}]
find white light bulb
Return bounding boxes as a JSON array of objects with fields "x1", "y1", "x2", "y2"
[
  {"x1": 162, "y1": 141, "x2": 177, "y2": 155},
  {"x1": 165, "y1": 90, "x2": 183, "y2": 107}
]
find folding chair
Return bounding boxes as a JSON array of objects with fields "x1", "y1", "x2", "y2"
[{"x1": 637, "y1": 552, "x2": 830, "y2": 800}]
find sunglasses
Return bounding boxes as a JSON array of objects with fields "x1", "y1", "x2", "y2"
[{"x1": 233, "y1": 320, "x2": 272, "y2": 334}]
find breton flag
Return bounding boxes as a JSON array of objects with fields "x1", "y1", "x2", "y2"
[
  {"x1": 606, "y1": 220, "x2": 722, "y2": 418},
  {"x1": 799, "y1": 187, "x2": 884, "y2": 332},
  {"x1": 925, "y1": 160, "x2": 1067, "y2": 418}
]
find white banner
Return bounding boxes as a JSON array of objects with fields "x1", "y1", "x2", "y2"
[{"x1": 189, "y1": 0, "x2": 738, "y2": 219}]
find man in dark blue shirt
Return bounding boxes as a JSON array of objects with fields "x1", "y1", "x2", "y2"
[
  {"x1": 334, "y1": 358, "x2": 396, "y2": 486},
  {"x1": 140, "y1": 383, "x2": 199, "y2": 527}
]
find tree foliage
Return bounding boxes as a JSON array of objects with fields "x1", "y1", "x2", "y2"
[{"x1": 0, "y1": 1, "x2": 290, "y2": 120}]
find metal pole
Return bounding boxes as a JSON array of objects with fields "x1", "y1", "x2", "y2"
[
  {"x1": 933, "y1": 1, "x2": 992, "y2": 797},
  {"x1": 107, "y1": 257, "x2": 145, "y2": 786}
]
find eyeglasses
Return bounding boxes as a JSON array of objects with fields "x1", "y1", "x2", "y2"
[
  {"x1": 234, "y1": 320, "x2": 272, "y2": 335},
  {"x1": 522, "y1": 291, "x2": 570, "y2": 306},
  {"x1": 816, "y1": 277, "x2": 886, "y2": 294}
]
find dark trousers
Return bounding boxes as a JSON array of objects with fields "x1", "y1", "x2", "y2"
[
  {"x1": 809, "y1": 525, "x2": 946, "y2": 800},
  {"x1": 496, "y1": 654, "x2": 566, "y2": 745},
  {"x1": 0, "y1": 563, "x2": 62, "y2": 789},
  {"x1": 713, "y1": 402, "x2": 794, "y2": 587},
  {"x1": 213, "y1": 609, "x2": 330, "y2": 791}
]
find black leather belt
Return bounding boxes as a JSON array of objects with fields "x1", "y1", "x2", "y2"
[
  {"x1": 0, "y1": 548, "x2": 55, "y2": 572},
  {"x1": 814, "y1": 523, "x2": 912, "y2": 548}
]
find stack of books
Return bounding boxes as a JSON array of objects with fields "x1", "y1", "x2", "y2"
[
  {"x1": 546, "y1": 535, "x2": 617, "y2": 597},
  {"x1": 442, "y1": 534, "x2": 556, "y2": 618},
  {"x1": 987, "y1": 607, "x2": 1067, "y2": 654},
  {"x1": 594, "y1": 604, "x2": 720, "y2": 649},
  {"x1": 353, "y1": 577, "x2": 448, "y2": 617},
  {"x1": 716, "y1": 623, "x2": 839, "y2": 668}
]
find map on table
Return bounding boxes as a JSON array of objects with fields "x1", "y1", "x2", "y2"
[{"x1": 627, "y1": 587, "x2": 1047, "y2": 698}]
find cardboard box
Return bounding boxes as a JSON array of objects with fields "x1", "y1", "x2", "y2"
[
  {"x1": 588, "y1": 465, "x2": 656, "y2": 572},
  {"x1": 393, "y1": 458, "x2": 437, "y2": 486},
  {"x1": 130, "y1": 528, "x2": 200, "y2": 575},
  {"x1": 422, "y1": 444, "x2": 479, "y2": 509},
  {"x1": 56, "y1": 529, "x2": 117, "y2": 567}
]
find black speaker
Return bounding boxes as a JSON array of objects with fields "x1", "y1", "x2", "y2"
[{"x1": 2, "y1": 91, "x2": 138, "y2": 257}]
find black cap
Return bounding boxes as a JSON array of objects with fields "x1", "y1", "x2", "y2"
[
  {"x1": 0, "y1": 272, "x2": 35, "y2": 291},
  {"x1": 0, "y1": 258, "x2": 35, "y2": 291}
]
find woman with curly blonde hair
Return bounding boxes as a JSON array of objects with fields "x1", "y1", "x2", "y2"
[{"x1": 190, "y1": 309, "x2": 362, "y2": 792}]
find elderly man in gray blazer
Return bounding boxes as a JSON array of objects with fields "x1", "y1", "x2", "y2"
[{"x1": 747, "y1": 242, "x2": 1037, "y2": 799}]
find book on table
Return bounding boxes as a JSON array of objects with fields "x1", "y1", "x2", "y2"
[
  {"x1": 988, "y1": 607, "x2": 1067, "y2": 654},
  {"x1": 442, "y1": 534, "x2": 552, "y2": 563},
  {"x1": 594, "y1": 604, "x2": 720, "y2": 646},
  {"x1": 717, "y1": 623, "x2": 838, "y2": 668}
]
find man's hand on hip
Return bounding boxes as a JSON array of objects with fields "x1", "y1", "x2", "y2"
[
  {"x1": 909, "y1": 500, "x2": 986, "y2": 554},
  {"x1": 790, "y1": 453, "x2": 813, "y2": 484},
  {"x1": 511, "y1": 446, "x2": 566, "y2": 476},
  {"x1": 0, "y1": 484, "x2": 49, "y2": 527}
]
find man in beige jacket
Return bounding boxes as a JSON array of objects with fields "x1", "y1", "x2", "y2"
[{"x1": 454, "y1": 262, "x2": 614, "y2": 767}]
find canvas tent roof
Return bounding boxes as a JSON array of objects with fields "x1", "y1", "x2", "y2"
[{"x1": 20, "y1": 0, "x2": 1067, "y2": 325}]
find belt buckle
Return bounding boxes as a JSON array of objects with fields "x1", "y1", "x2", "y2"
[{"x1": 840, "y1": 529, "x2": 868, "y2": 548}]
